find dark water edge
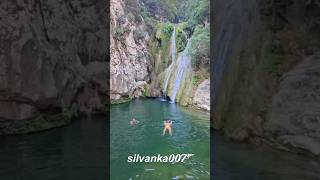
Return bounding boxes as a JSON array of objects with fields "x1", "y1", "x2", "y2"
[
  {"x1": 0, "y1": 116, "x2": 107, "y2": 180},
  {"x1": 212, "y1": 130, "x2": 320, "y2": 180}
]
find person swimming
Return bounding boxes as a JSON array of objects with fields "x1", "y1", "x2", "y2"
[
  {"x1": 162, "y1": 119, "x2": 172, "y2": 136},
  {"x1": 130, "y1": 118, "x2": 139, "y2": 126}
]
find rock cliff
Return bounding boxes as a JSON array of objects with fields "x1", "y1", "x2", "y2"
[
  {"x1": 110, "y1": 0, "x2": 151, "y2": 102},
  {"x1": 110, "y1": 0, "x2": 210, "y2": 111},
  {"x1": 0, "y1": 0, "x2": 107, "y2": 135},
  {"x1": 193, "y1": 79, "x2": 210, "y2": 111},
  {"x1": 213, "y1": 0, "x2": 320, "y2": 157}
]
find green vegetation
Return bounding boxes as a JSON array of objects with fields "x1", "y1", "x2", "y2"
[
  {"x1": 121, "y1": 0, "x2": 210, "y2": 97},
  {"x1": 156, "y1": 22, "x2": 174, "y2": 39},
  {"x1": 176, "y1": 25, "x2": 187, "y2": 52},
  {"x1": 111, "y1": 97, "x2": 133, "y2": 105},
  {"x1": 143, "y1": 85, "x2": 150, "y2": 97},
  {"x1": 190, "y1": 26, "x2": 210, "y2": 71},
  {"x1": 142, "y1": 0, "x2": 208, "y2": 25},
  {"x1": 191, "y1": 69, "x2": 208, "y2": 87},
  {"x1": 192, "y1": 75, "x2": 200, "y2": 85},
  {"x1": 186, "y1": 0, "x2": 209, "y2": 27},
  {"x1": 124, "y1": 0, "x2": 210, "y2": 71},
  {"x1": 142, "y1": 0, "x2": 178, "y2": 22},
  {"x1": 176, "y1": 0, "x2": 209, "y2": 34},
  {"x1": 154, "y1": 22, "x2": 174, "y2": 65},
  {"x1": 142, "y1": 0, "x2": 210, "y2": 99}
]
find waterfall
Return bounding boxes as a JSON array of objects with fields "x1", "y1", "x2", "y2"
[
  {"x1": 169, "y1": 39, "x2": 191, "y2": 103},
  {"x1": 163, "y1": 26, "x2": 176, "y2": 94},
  {"x1": 162, "y1": 26, "x2": 191, "y2": 103},
  {"x1": 171, "y1": 26, "x2": 177, "y2": 63}
]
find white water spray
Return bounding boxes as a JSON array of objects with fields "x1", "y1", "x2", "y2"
[
  {"x1": 163, "y1": 26, "x2": 176, "y2": 93},
  {"x1": 169, "y1": 39, "x2": 191, "y2": 102}
]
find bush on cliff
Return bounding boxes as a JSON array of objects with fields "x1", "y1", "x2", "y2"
[
  {"x1": 190, "y1": 25, "x2": 210, "y2": 71},
  {"x1": 176, "y1": 26, "x2": 187, "y2": 52}
]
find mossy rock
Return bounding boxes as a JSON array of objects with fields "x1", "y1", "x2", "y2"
[
  {"x1": 111, "y1": 97, "x2": 133, "y2": 105},
  {"x1": 190, "y1": 25, "x2": 210, "y2": 71},
  {"x1": 154, "y1": 22, "x2": 174, "y2": 67},
  {"x1": 155, "y1": 22, "x2": 174, "y2": 40},
  {"x1": 143, "y1": 84, "x2": 150, "y2": 97},
  {"x1": 176, "y1": 70, "x2": 194, "y2": 105},
  {"x1": 176, "y1": 28, "x2": 187, "y2": 52}
]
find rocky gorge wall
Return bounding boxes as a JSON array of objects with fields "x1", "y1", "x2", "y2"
[
  {"x1": 110, "y1": 0, "x2": 210, "y2": 111},
  {"x1": 0, "y1": 0, "x2": 107, "y2": 135},
  {"x1": 212, "y1": 0, "x2": 320, "y2": 157},
  {"x1": 110, "y1": 0, "x2": 152, "y2": 102}
]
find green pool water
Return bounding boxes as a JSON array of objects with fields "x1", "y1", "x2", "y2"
[{"x1": 110, "y1": 99, "x2": 210, "y2": 180}]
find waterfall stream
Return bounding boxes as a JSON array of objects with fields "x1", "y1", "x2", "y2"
[
  {"x1": 162, "y1": 26, "x2": 192, "y2": 103},
  {"x1": 169, "y1": 39, "x2": 191, "y2": 102},
  {"x1": 171, "y1": 26, "x2": 177, "y2": 63},
  {"x1": 163, "y1": 26, "x2": 176, "y2": 94}
]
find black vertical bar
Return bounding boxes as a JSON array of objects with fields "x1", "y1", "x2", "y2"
[{"x1": 106, "y1": 0, "x2": 111, "y2": 179}]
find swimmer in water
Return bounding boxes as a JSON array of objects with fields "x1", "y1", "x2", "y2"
[
  {"x1": 162, "y1": 119, "x2": 172, "y2": 136},
  {"x1": 130, "y1": 118, "x2": 139, "y2": 126}
]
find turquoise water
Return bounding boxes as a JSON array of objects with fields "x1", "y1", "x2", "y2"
[{"x1": 110, "y1": 99, "x2": 210, "y2": 180}]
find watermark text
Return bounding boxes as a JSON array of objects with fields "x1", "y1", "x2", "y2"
[{"x1": 127, "y1": 154, "x2": 194, "y2": 163}]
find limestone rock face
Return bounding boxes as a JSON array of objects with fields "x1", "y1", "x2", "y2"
[
  {"x1": 110, "y1": 0, "x2": 151, "y2": 100},
  {"x1": 193, "y1": 79, "x2": 210, "y2": 111},
  {"x1": 0, "y1": 0, "x2": 107, "y2": 134},
  {"x1": 266, "y1": 54, "x2": 320, "y2": 155}
]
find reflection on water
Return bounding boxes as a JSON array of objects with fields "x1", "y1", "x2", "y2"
[
  {"x1": 110, "y1": 99, "x2": 210, "y2": 180},
  {"x1": 0, "y1": 116, "x2": 107, "y2": 180}
]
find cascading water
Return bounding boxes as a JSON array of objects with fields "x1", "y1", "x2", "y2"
[
  {"x1": 171, "y1": 26, "x2": 177, "y2": 64},
  {"x1": 162, "y1": 26, "x2": 192, "y2": 103},
  {"x1": 163, "y1": 26, "x2": 176, "y2": 94},
  {"x1": 169, "y1": 39, "x2": 191, "y2": 103}
]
